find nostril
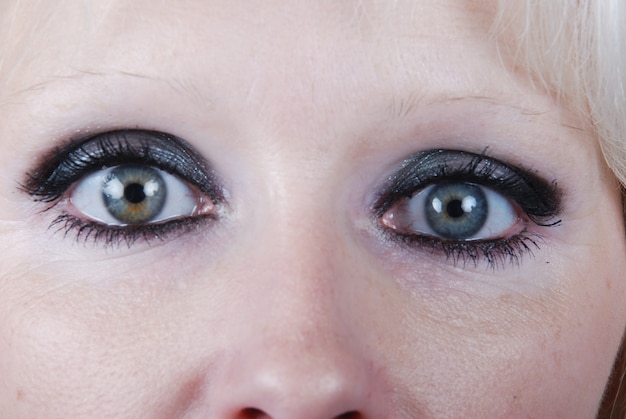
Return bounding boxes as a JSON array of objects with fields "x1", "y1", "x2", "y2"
[
  {"x1": 238, "y1": 407, "x2": 270, "y2": 419},
  {"x1": 237, "y1": 408, "x2": 362, "y2": 419},
  {"x1": 335, "y1": 411, "x2": 362, "y2": 419}
]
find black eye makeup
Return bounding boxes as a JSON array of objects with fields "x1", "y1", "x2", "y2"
[
  {"x1": 373, "y1": 149, "x2": 563, "y2": 269},
  {"x1": 22, "y1": 129, "x2": 224, "y2": 246}
]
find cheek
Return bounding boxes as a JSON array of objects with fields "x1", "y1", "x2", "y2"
[
  {"x1": 0, "y1": 269, "x2": 226, "y2": 417},
  {"x1": 379, "y1": 201, "x2": 626, "y2": 416},
  {"x1": 383, "y1": 279, "x2": 622, "y2": 417},
  {"x1": 0, "y1": 198, "x2": 624, "y2": 418}
]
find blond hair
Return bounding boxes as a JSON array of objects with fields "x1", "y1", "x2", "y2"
[
  {"x1": 493, "y1": 0, "x2": 626, "y2": 188},
  {"x1": 493, "y1": 2, "x2": 626, "y2": 417}
]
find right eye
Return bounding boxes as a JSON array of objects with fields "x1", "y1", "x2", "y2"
[
  {"x1": 23, "y1": 129, "x2": 225, "y2": 245},
  {"x1": 70, "y1": 164, "x2": 212, "y2": 226}
]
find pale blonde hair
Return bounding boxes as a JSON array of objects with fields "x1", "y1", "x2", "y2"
[
  {"x1": 493, "y1": 2, "x2": 626, "y2": 417},
  {"x1": 493, "y1": 0, "x2": 626, "y2": 188}
]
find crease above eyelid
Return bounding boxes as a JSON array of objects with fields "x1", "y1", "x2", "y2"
[
  {"x1": 22, "y1": 129, "x2": 224, "y2": 203},
  {"x1": 372, "y1": 149, "x2": 562, "y2": 223}
]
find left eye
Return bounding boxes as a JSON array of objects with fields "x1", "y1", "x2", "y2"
[
  {"x1": 381, "y1": 182, "x2": 521, "y2": 241},
  {"x1": 70, "y1": 165, "x2": 209, "y2": 226}
]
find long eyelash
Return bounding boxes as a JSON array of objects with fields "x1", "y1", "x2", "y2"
[
  {"x1": 49, "y1": 213, "x2": 214, "y2": 248},
  {"x1": 373, "y1": 149, "x2": 562, "y2": 227},
  {"x1": 22, "y1": 130, "x2": 223, "y2": 204},
  {"x1": 389, "y1": 228, "x2": 543, "y2": 270},
  {"x1": 374, "y1": 149, "x2": 562, "y2": 269},
  {"x1": 22, "y1": 130, "x2": 222, "y2": 246}
]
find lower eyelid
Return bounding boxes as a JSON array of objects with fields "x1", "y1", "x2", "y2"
[
  {"x1": 378, "y1": 226, "x2": 545, "y2": 271},
  {"x1": 48, "y1": 211, "x2": 217, "y2": 247}
]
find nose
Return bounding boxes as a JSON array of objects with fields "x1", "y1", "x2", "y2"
[
  {"x1": 196, "y1": 209, "x2": 393, "y2": 418},
  {"x1": 206, "y1": 333, "x2": 389, "y2": 419}
]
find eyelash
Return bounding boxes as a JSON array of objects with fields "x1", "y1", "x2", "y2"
[
  {"x1": 22, "y1": 130, "x2": 223, "y2": 247},
  {"x1": 49, "y1": 214, "x2": 213, "y2": 248},
  {"x1": 24, "y1": 134, "x2": 562, "y2": 268},
  {"x1": 373, "y1": 149, "x2": 562, "y2": 269}
]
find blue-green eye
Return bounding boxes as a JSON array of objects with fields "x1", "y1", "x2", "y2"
[
  {"x1": 101, "y1": 165, "x2": 167, "y2": 224},
  {"x1": 71, "y1": 164, "x2": 210, "y2": 226},
  {"x1": 382, "y1": 182, "x2": 520, "y2": 241}
]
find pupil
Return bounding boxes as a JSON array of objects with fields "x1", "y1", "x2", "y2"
[
  {"x1": 446, "y1": 199, "x2": 465, "y2": 218},
  {"x1": 124, "y1": 183, "x2": 146, "y2": 204}
]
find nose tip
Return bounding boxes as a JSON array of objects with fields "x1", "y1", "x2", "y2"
[
  {"x1": 207, "y1": 355, "x2": 381, "y2": 419},
  {"x1": 203, "y1": 332, "x2": 390, "y2": 419}
]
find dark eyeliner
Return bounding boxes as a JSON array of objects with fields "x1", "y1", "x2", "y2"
[
  {"x1": 373, "y1": 149, "x2": 562, "y2": 225},
  {"x1": 22, "y1": 129, "x2": 223, "y2": 246},
  {"x1": 23, "y1": 129, "x2": 224, "y2": 204},
  {"x1": 373, "y1": 149, "x2": 563, "y2": 268}
]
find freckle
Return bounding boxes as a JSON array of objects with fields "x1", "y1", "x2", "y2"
[
  {"x1": 499, "y1": 294, "x2": 513, "y2": 303},
  {"x1": 16, "y1": 389, "x2": 24, "y2": 401}
]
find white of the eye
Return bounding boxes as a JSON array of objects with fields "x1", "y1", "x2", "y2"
[
  {"x1": 403, "y1": 184, "x2": 518, "y2": 240},
  {"x1": 70, "y1": 166, "x2": 198, "y2": 226}
]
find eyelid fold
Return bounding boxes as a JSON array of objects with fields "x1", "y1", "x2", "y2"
[
  {"x1": 22, "y1": 129, "x2": 225, "y2": 205},
  {"x1": 373, "y1": 149, "x2": 563, "y2": 227},
  {"x1": 369, "y1": 149, "x2": 563, "y2": 269},
  {"x1": 21, "y1": 130, "x2": 225, "y2": 247}
]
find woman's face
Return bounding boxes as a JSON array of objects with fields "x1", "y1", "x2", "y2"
[{"x1": 0, "y1": 0, "x2": 624, "y2": 417}]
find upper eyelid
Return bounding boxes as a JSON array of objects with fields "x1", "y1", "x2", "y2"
[
  {"x1": 22, "y1": 129, "x2": 225, "y2": 203},
  {"x1": 372, "y1": 149, "x2": 563, "y2": 224}
]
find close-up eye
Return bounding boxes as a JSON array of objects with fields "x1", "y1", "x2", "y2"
[
  {"x1": 373, "y1": 149, "x2": 563, "y2": 267},
  {"x1": 381, "y1": 182, "x2": 520, "y2": 241},
  {"x1": 23, "y1": 130, "x2": 224, "y2": 245},
  {"x1": 70, "y1": 164, "x2": 212, "y2": 226}
]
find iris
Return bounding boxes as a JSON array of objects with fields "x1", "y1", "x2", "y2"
[
  {"x1": 425, "y1": 183, "x2": 487, "y2": 239},
  {"x1": 102, "y1": 165, "x2": 167, "y2": 224}
]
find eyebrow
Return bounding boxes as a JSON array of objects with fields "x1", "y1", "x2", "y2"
[
  {"x1": 9, "y1": 69, "x2": 581, "y2": 134},
  {"x1": 6, "y1": 69, "x2": 215, "y2": 109},
  {"x1": 386, "y1": 92, "x2": 552, "y2": 120}
]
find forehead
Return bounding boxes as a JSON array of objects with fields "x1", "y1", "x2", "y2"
[
  {"x1": 0, "y1": 0, "x2": 556, "y2": 167},
  {"x1": 0, "y1": 0, "x2": 500, "y2": 97}
]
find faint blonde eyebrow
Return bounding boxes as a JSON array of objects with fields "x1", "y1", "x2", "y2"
[
  {"x1": 386, "y1": 92, "x2": 550, "y2": 120},
  {"x1": 385, "y1": 92, "x2": 586, "y2": 134},
  {"x1": 7, "y1": 69, "x2": 214, "y2": 109}
]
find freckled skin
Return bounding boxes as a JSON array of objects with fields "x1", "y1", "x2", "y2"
[{"x1": 0, "y1": 1, "x2": 624, "y2": 418}]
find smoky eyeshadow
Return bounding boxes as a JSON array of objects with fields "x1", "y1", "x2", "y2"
[
  {"x1": 23, "y1": 129, "x2": 224, "y2": 204},
  {"x1": 372, "y1": 149, "x2": 563, "y2": 227}
]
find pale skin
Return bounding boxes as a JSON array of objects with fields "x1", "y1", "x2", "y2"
[{"x1": 0, "y1": 0, "x2": 624, "y2": 418}]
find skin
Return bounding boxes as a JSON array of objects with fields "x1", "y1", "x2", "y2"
[{"x1": 0, "y1": 0, "x2": 624, "y2": 417}]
